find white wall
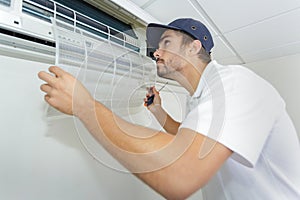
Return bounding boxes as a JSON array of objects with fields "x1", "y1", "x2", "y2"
[{"x1": 245, "y1": 53, "x2": 300, "y2": 138}]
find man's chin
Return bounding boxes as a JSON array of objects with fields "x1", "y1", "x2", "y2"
[{"x1": 157, "y1": 72, "x2": 173, "y2": 80}]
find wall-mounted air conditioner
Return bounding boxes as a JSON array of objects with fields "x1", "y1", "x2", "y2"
[{"x1": 0, "y1": 0, "x2": 183, "y2": 120}]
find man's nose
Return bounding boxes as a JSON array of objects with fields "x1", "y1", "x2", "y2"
[{"x1": 153, "y1": 48, "x2": 161, "y2": 60}]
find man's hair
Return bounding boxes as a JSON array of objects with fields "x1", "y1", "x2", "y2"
[{"x1": 178, "y1": 30, "x2": 212, "y2": 63}]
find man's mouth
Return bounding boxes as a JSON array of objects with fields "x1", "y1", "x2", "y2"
[{"x1": 156, "y1": 58, "x2": 164, "y2": 64}]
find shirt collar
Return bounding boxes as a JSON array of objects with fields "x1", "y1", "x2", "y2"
[{"x1": 191, "y1": 60, "x2": 217, "y2": 99}]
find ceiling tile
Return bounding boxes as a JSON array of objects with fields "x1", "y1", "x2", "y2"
[
  {"x1": 197, "y1": 0, "x2": 300, "y2": 33},
  {"x1": 241, "y1": 41, "x2": 300, "y2": 63},
  {"x1": 224, "y1": 8, "x2": 300, "y2": 55},
  {"x1": 216, "y1": 56, "x2": 244, "y2": 65},
  {"x1": 128, "y1": 0, "x2": 151, "y2": 7},
  {"x1": 140, "y1": 0, "x2": 219, "y2": 37},
  {"x1": 142, "y1": 0, "x2": 206, "y2": 24},
  {"x1": 211, "y1": 36, "x2": 239, "y2": 59}
]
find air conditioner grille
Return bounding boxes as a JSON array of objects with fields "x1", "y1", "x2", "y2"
[
  {"x1": 0, "y1": 0, "x2": 11, "y2": 7},
  {"x1": 22, "y1": 0, "x2": 140, "y2": 52}
]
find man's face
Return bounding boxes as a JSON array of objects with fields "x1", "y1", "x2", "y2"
[{"x1": 154, "y1": 30, "x2": 186, "y2": 79}]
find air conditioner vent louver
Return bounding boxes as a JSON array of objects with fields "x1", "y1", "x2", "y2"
[
  {"x1": 45, "y1": 18, "x2": 157, "y2": 119},
  {"x1": 0, "y1": 27, "x2": 55, "y2": 47}
]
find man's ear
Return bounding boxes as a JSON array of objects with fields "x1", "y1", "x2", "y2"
[{"x1": 189, "y1": 40, "x2": 202, "y2": 55}]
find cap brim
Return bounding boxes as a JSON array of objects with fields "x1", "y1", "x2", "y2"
[
  {"x1": 146, "y1": 23, "x2": 181, "y2": 59},
  {"x1": 146, "y1": 23, "x2": 184, "y2": 47}
]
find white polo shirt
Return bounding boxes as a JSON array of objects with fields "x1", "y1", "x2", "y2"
[{"x1": 180, "y1": 60, "x2": 300, "y2": 199}]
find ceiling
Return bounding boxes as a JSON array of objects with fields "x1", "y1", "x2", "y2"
[{"x1": 110, "y1": 0, "x2": 300, "y2": 65}]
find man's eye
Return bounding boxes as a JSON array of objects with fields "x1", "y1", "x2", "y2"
[{"x1": 164, "y1": 40, "x2": 170, "y2": 46}]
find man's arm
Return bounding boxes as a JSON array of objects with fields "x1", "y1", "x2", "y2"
[
  {"x1": 38, "y1": 66, "x2": 232, "y2": 199},
  {"x1": 145, "y1": 87, "x2": 181, "y2": 135}
]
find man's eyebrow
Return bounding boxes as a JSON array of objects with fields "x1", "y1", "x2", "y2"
[{"x1": 159, "y1": 35, "x2": 171, "y2": 44}]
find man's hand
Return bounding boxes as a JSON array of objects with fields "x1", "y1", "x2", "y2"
[
  {"x1": 38, "y1": 66, "x2": 94, "y2": 116},
  {"x1": 144, "y1": 86, "x2": 162, "y2": 110}
]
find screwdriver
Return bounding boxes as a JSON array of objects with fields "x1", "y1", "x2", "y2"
[{"x1": 146, "y1": 82, "x2": 168, "y2": 106}]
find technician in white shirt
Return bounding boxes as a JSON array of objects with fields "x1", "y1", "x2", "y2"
[{"x1": 38, "y1": 18, "x2": 300, "y2": 199}]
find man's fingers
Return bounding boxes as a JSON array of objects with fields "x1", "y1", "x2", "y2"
[
  {"x1": 38, "y1": 66, "x2": 66, "y2": 85},
  {"x1": 49, "y1": 66, "x2": 65, "y2": 77},
  {"x1": 152, "y1": 86, "x2": 159, "y2": 95},
  {"x1": 38, "y1": 71, "x2": 56, "y2": 85},
  {"x1": 40, "y1": 84, "x2": 52, "y2": 94},
  {"x1": 44, "y1": 94, "x2": 50, "y2": 102}
]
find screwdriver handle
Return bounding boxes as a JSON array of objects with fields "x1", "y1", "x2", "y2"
[
  {"x1": 146, "y1": 94, "x2": 155, "y2": 106},
  {"x1": 146, "y1": 82, "x2": 168, "y2": 106}
]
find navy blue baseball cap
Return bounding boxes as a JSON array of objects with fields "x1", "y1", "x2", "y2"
[{"x1": 146, "y1": 18, "x2": 214, "y2": 59}]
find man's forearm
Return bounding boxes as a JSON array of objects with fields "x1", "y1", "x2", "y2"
[
  {"x1": 76, "y1": 100, "x2": 174, "y2": 166},
  {"x1": 150, "y1": 105, "x2": 181, "y2": 135},
  {"x1": 75, "y1": 100, "x2": 207, "y2": 200}
]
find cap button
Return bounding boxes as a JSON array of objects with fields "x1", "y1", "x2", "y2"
[{"x1": 191, "y1": 26, "x2": 196, "y2": 30}]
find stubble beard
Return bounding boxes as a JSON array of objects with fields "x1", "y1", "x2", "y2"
[
  {"x1": 156, "y1": 58, "x2": 183, "y2": 81},
  {"x1": 156, "y1": 64, "x2": 174, "y2": 80}
]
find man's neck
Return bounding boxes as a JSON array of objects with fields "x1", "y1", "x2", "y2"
[{"x1": 180, "y1": 61, "x2": 208, "y2": 96}]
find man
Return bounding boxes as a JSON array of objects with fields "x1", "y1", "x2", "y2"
[{"x1": 38, "y1": 18, "x2": 300, "y2": 199}]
